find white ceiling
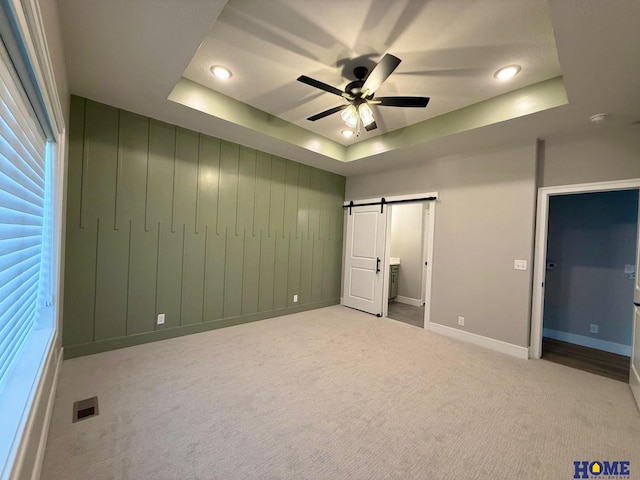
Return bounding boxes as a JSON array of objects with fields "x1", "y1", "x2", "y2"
[
  {"x1": 183, "y1": 0, "x2": 560, "y2": 144},
  {"x1": 58, "y1": 0, "x2": 640, "y2": 176}
]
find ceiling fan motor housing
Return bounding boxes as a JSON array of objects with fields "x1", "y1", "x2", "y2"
[{"x1": 345, "y1": 66, "x2": 369, "y2": 96}]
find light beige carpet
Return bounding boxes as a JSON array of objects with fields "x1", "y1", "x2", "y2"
[{"x1": 41, "y1": 306, "x2": 640, "y2": 480}]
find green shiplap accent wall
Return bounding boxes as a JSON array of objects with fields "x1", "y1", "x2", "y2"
[{"x1": 63, "y1": 96, "x2": 345, "y2": 358}]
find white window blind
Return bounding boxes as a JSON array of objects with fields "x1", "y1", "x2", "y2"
[{"x1": 0, "y1": 47, "x2": 47, "y2": 384}]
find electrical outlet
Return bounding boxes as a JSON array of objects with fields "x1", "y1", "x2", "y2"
[
  {"x1": 293, "y1": 294, "x2": 298, "y2": 303},
  {"x1": 157, "y1": 313, "x2": 165, "y2": 325},
  {"x1": 590, "y1": 323, "x2": 598, "y2": 334},
  {"x1": 458, "y1": 316, "x2": 465, "y2": 326},
  {"x1": 514, "y1": 259, "x2": 528, "y2": 271}
]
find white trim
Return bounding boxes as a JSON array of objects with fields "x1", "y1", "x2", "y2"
[
  {"x1": 382, "y1": 206, "x2": 392, "y2": 318},
  {"x1": 29, "y1": 347, "x2": 62, "y2": 480},
  {"x1": 430, "y1": 322, "x2": 529, "y2": 359},
  {"x1": 424, "y1": 201, "x2": 436, "y2": 329},
  {"x1": 421, "y1": 208, "x2": 429, "y2": 304},
  {"x1": 530, "y1": 178, "x2": 640, "y2": 359},
  {"x1": 394, "y1": 296, "x2": 423, "y2": 307},
  {"x1": 8, "y1": 0, "x2": 64, "y2": 135},
  {"x1": 631, "y1": 363, "x2": 640, "y2": 411},
  {"x1": 543, "y1": 328, "x2": 631, "y2": 357},
  {"x1": 343, "y1": 191, "x2": 439, "y2": 206}
]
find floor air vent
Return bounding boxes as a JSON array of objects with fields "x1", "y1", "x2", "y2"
[{"x1": 72, "y1": 396, "x2": 99, "y2": 423}]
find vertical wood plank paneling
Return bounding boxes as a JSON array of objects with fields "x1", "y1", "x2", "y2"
[
  {"x1": 173, "y1": 127, "x2": 199, "y2": 231},
  {"x1": 323, "y1": 239, "x2": 340, "y2": 301},
  {"x1": 63, "y1": 96, "x2": 95, "y2": 347},
  {"x1": 127, "y1": 222, "x2": 158, "y2": 335},
  {"x1": 116, "y1": 111, "x2": 148, "y2": 229},
  {"x1": 146, "y1": 119, "x2": 175, "y2": 230},
  {"x1": 284, "y1": 161, "x2": 299, "y2": 237},
  {"x1": 64, "y1": 97, "x2": 346, "y2": 355},
  {"x1": 253, "y1": 151, "x2": 271, "y2": 236},
  {"x1": 67, "y1": 96, "x2": 85, "y2": 229},
  {"x1": 311, "y1": 234, "x2": 324, "y2": 303},
  {"x1": 156, "y1": 222, "x2": 183, "y2": 328},
  {"x1": 224, "y1": 228, "x2": 244, "y2": 318},
  {"x1": 237, "y1": 146, "x2": 256, "y2": 235},
  {"x1": 269, "y1": 156, "x2": 286, "y2": 237},
  {"x1": 94, "y1": 223, "x2": 130, "y2": 341},
  {"x1": 242, "y1": 231, "x2": 260, "y2": 315},
  {"x1": 308, "y1": 167, "x2": 322, "y2": 239},
  {"x1": 82, "y1": 101, "x2": 119, "y2": 225},
  {"x1": 258, "y1": 229, "x2": 275, "y2": 312},
  {"x1": 287, "y1": 234, "x2": 302, "y2": 307},
  {"x1": 299, "y1": 235, "x2": 313, "y2": 305},
  {"x1": 318, "y1": 170, "x2": 332, "y2": 241},
  {"x1": 204, "y1": 227, "x2": 225, "y2": 321},
  {"x1": 181, "y1": 229, "x2": 206, "y2": 325},
  {"x1": 218, "y1": 141, "x2": 239, "y2": 234},
  {"x1": 273, "y1": 232, "x2": 289, "y2": 309},
  {"x1": 329, "y1": 175, "x2": 346, "y2": 240},
  {"x1": 62, "y1": 219, "x2": 97, "y2": 347},
  {"x1": 297, "y1": 164, "x2": 311, "y2": 239},
  {"x1": 196, "y1": 135, "x2": 220, "y2": 233}
]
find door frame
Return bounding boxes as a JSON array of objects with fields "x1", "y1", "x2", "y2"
[
  {"x1": 530, "y1": 178, "x2": 640, "y2": 359},
  {"x1": 342, "y1": 192, "x2": 438, "y2": 331},
  {"x1": 422, "y1": 205, "x2": 430, "y2": 306}
]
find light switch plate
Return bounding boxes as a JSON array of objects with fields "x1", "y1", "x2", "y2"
[{"x1": 514, "y1": 260, "x2": 527, "y2": 271}]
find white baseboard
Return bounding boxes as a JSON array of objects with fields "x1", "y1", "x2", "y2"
[
  {"x1": 394, "y1": 296, "x2": 423, "y2": 307},
  {"x1": 31, "y1": 347, "x2": 63, "y2": 480},
  {"x1": 543, "y1": 328, "x2": 631, "y2": 357},
  {"x1": 429, "y1": 322, "x2": 529, "y2": 360}
]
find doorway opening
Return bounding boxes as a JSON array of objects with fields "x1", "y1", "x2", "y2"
[
  {"x1": 341, "y1": 192, "x2": 436, "y2": 326},
  {"x1": 531, "y1": 181, "x2": 640, "y2": 389},
  {"x1": 386, "y1": 202, "x2": 430, "y2": 328},
  {"x1": 540, "y1": 189, "x2": 638, "y2": 381}
]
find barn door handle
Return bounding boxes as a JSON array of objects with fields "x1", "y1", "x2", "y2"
[{"x1": 376, "y1": 257, "x2": 381, "y2": 274}]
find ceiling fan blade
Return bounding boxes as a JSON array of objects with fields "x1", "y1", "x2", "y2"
[
  {"x1": 361, "y1": 53, "x2": 401, "y2": 96},
  {"x1": 375, "y1": 96, "x2": 430, "y2": 107},
  {"x1": 364, "y1": 121, "x2": 377, "y2": 132},
  {"x1": 297, "y1": 75, "x2": 349, "y2": 98},
  {"x1": 307, "y1": 105, "x2": 347, "y2": 121}
]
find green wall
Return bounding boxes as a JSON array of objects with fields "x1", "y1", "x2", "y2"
[{"x1": 63, "y1": 96, "x2": 345, "y2": 358}]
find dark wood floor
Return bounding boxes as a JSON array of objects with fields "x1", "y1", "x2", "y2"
[
  {"x1": 542, "y1": 337, "x2": 630, "y2": 382},
  {"x1": 387, "y1": 302, "x2": 424, "y2": 328}
]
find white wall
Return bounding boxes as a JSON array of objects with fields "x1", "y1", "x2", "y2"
[
  {"x1": 544, "y1": 190, "x2": 638, "y2": 349},
  {"x1": 541, "y1": 127, "x2": 640, "y2": 187},
  {"x1": 347, "y1": 143, "x2": 537, "y2": 347},
  {"x1": 390, "y1": 203, "x2": 423, "y2": 301}
]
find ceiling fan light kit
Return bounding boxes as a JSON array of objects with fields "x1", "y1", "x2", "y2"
[
  {"x1": 297, "y1": 53, "x2": 430, "y2": 136},
  {"x1": 341, "y1": 105, "x2": 358, "y2": 128}
]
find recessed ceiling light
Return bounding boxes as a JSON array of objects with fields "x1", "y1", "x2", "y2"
[
  {"x1": 341, "y1": 129, "x2": 355, "y2": 138},
  {"x1": 210, "y1": 65, "x2": 232, "y2": 79},
  {"x1": 494, "y1": 65, "x2": 521, "y2": 80},
  {"x1": 589, "y1": 113, "x2": 608, "y2": 124}
]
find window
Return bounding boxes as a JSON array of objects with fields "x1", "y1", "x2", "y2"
[{"x1": 0, "y1": 33, "x2": 56, "y2": 479}]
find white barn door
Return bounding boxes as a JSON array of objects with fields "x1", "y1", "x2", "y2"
[{"x1": 343, "y1": 205, "x2": 388, "y2": 316}]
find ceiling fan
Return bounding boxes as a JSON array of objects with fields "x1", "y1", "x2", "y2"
[{"x1": 297, "y1": 53, "x2": 430, "y2": 133}]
